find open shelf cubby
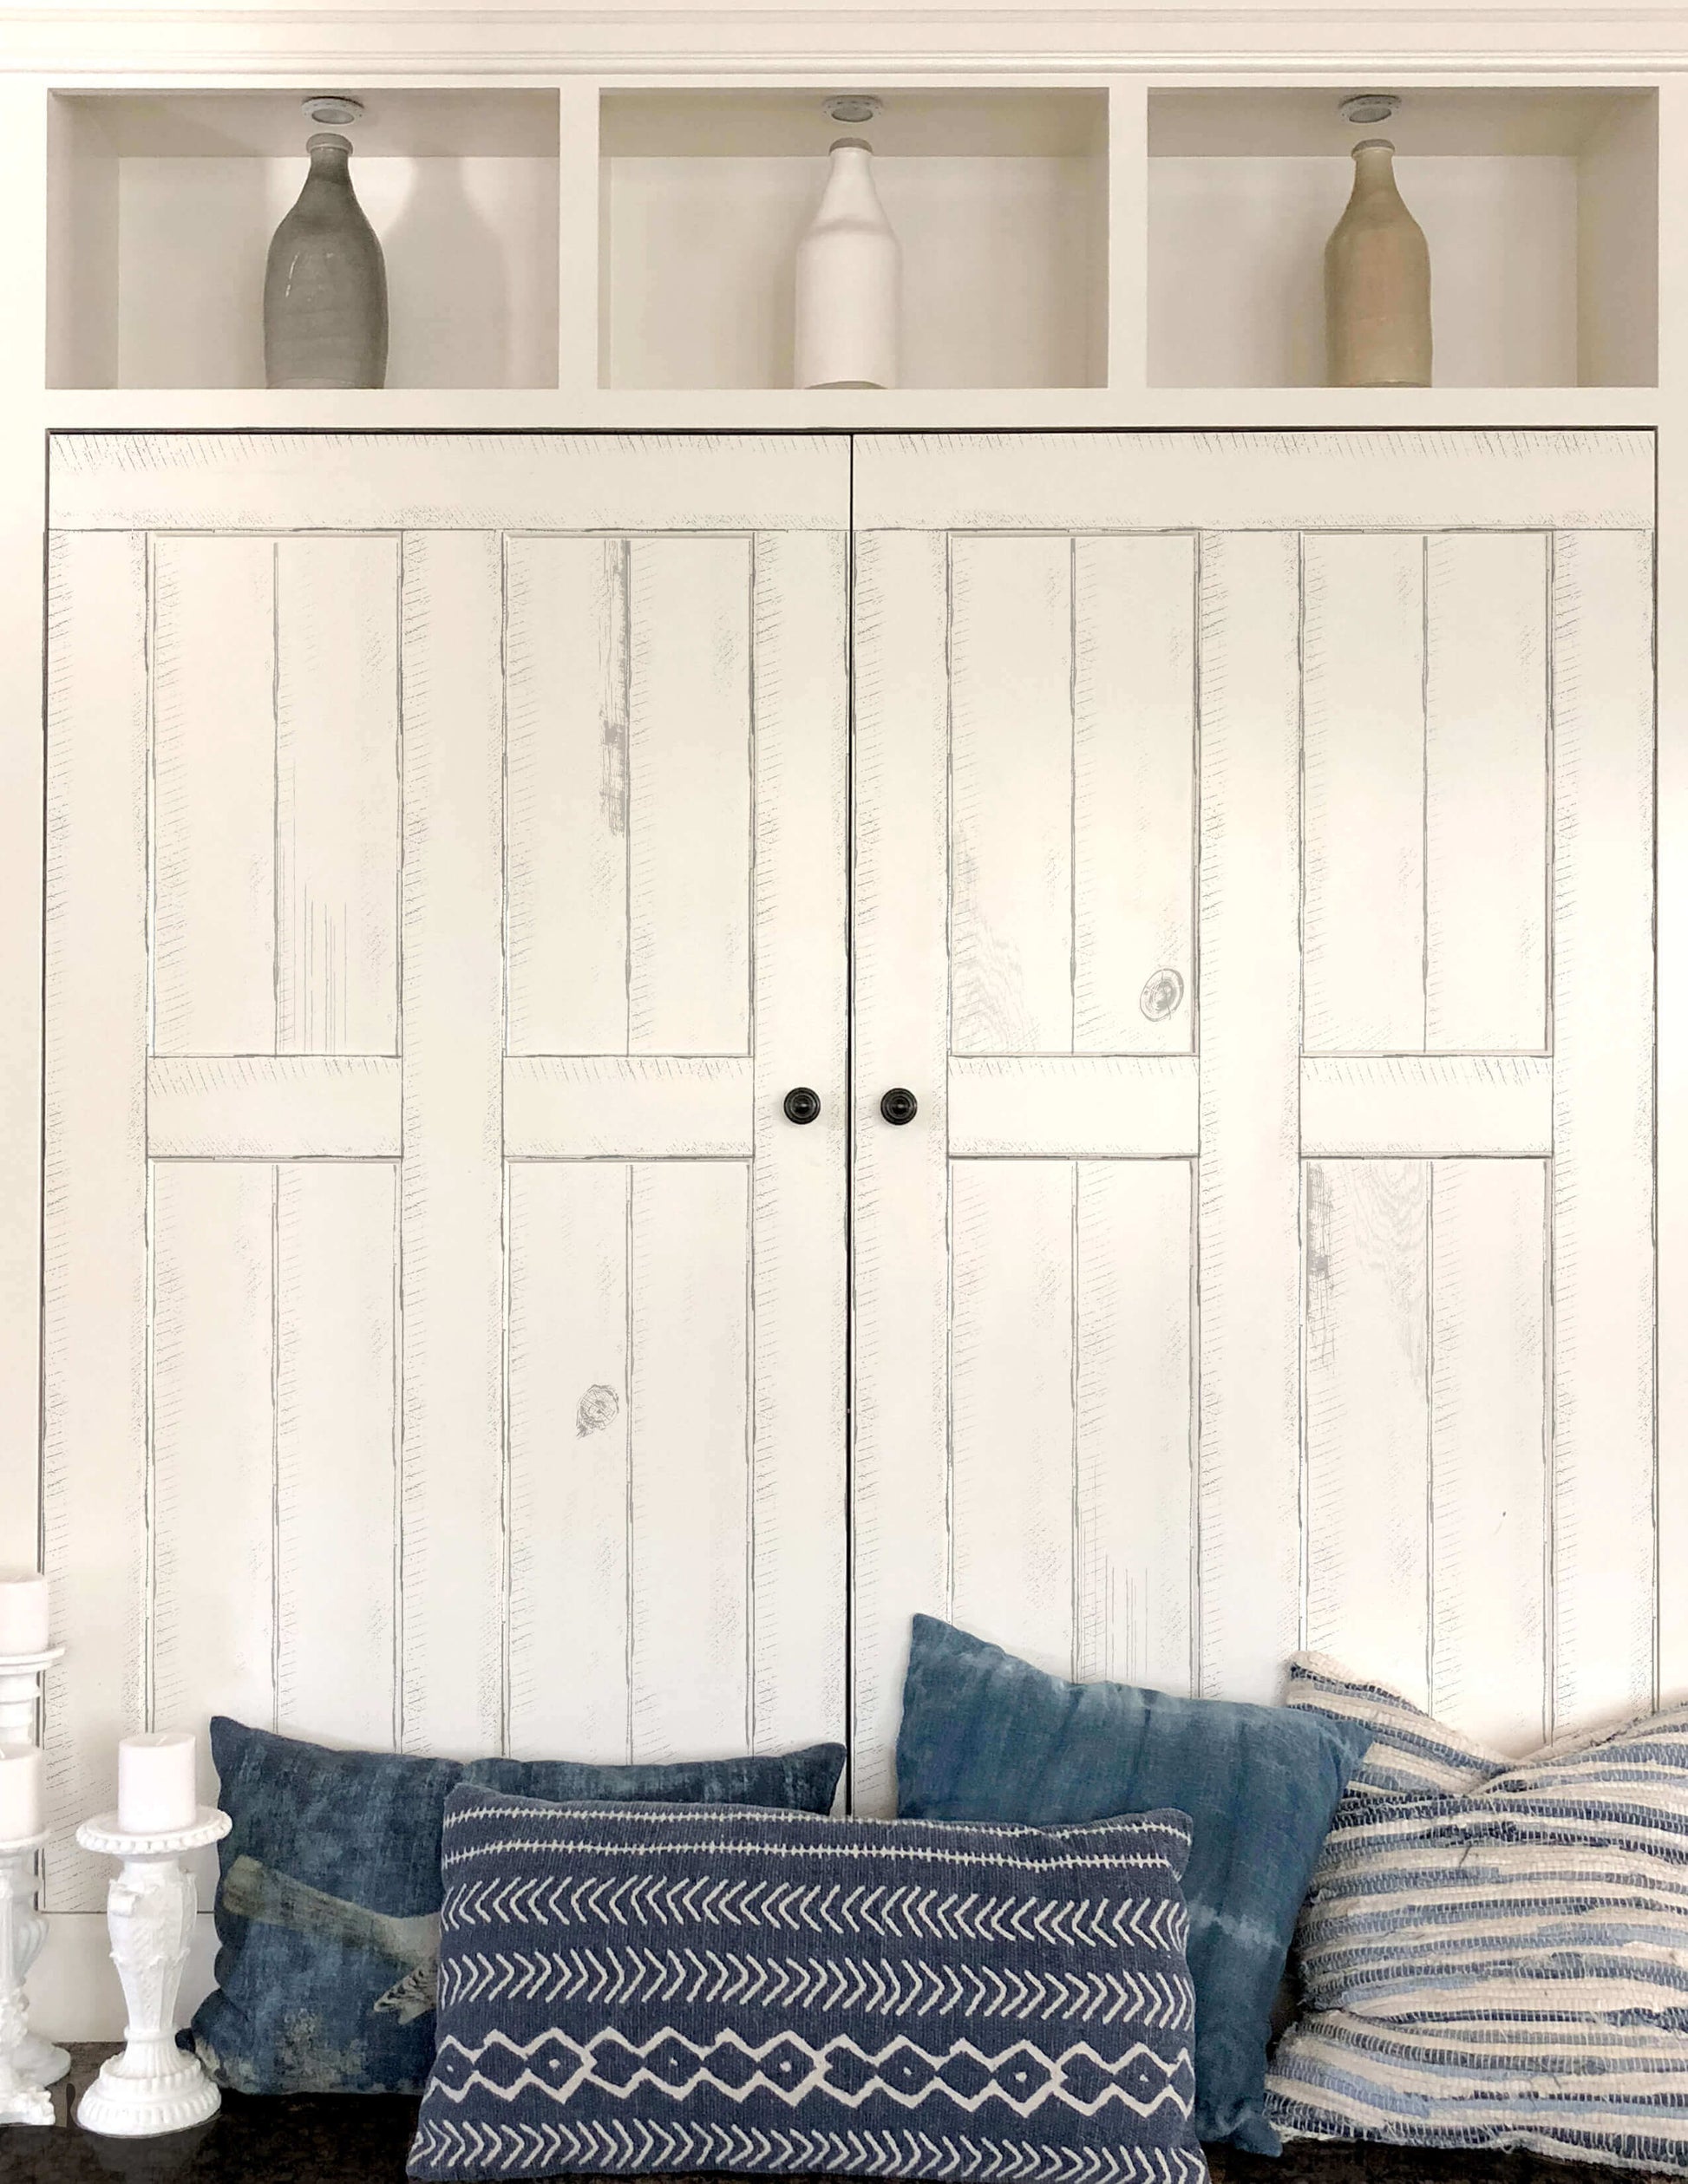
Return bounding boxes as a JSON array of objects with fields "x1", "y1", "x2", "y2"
[
  {"x1": 1148, "y1": 87, "x2": 1658, "y2": 389},
  {"x1": 599, "y1": 88, "x2": 1110, "y2": 391},
  {"x1": 47, "y1": 89, "x2": 562, "y2": 389}
]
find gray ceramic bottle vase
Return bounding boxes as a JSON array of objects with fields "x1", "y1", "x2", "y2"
[
  {"x1": 1325, "y1": 138, "x2": 1431, "y2": 387},
  {"x1": 264, "y1": 132, "x2": 389, "y2": 389}
]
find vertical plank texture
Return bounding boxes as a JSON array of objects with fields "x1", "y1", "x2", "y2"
[
  {"x1": 151, "y1": 1161, "x2": 275, "y2": 1837},
  {"x1": 275, "y1": 1161, "x2": 399, "y2": 1750},
  {"x1": 274, "y1": 535, "x2": 401, "y2": 1056},
  {"x1": 627, "y1": 536, "x2": 751, "y2": 1056},
  {"x1": 505, "y1": 535, "x2": 630, "y2": 1056},
  {"x1": 949, "y1": 533, "x2": 1073, "y2": 1056},
  {"x1": 949, "y1": 1160, "x2": 1076, "y2": 1675},
  {"x1": 851, "y1": 530, "x2": 952, "y2": 1812},
  {"x1": 398, "y1": 532, "x2": 505, "y2": 1757},
  {"x1": 151, "y1": 534, "x2": 276, "y2": 1056},
  {"x1": 1304, "y1": 1158, "x2": 1431, "y2": 1706},
  {"x1": 1425, "y1": 532, "x2": 1549, "y2": 1054},
  {"x1": 1550, "y1": 528, "x2": 1656, "y2": 1731},
  {"x1": 1430, "y1": 1158, "x2": 1549, "y2": 1750},
  {"x1": 749, "y1": 530, "x2": 848, "y2": 1754},
  {"x1": 1075, "y1": 1160, "x2": 1194, "y2": 1691},
  {"x1": 628, "y1": 1161, "x2": 750, "y2": 1760},
  {"x1": 1197, "y1": 530, "x2": 1304, "y2": 1701},
  {"x1": 1302, "y1": 532, "x2": 1425, "y2": 1055},
  {"x1": 507, "y1": 1161, "x2": 631, "y2": 1762},
  {"x1": 43, "y1": 532, "x2": 148, "y2": 1909},
  {"x1": 1073, "y1": 533, "x2": 1197, "y2": 1056}
]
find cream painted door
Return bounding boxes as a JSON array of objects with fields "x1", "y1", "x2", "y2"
[
  {"x1": 43, "y1": 434, "x2": 849, "y2": 1905},
  {"x1": 850, "y1": 431, "x2": 1655, "y2": 1809}
]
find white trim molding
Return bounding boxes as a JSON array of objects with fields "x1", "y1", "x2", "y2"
[{"x1": 7, "y1": 6, "x2": 1688, "y2": 76}]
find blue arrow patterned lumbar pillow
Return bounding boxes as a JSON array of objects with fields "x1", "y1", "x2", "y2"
[{"x1": 408, "y1": 1788, "x2": 1207, "y2": 2182}]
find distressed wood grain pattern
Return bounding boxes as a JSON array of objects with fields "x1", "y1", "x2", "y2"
[
  {"x1": 397, "y1": 531, "x2": 505, "y2": 1758},
  {"x1": 1075, "y1": 1160, "x2": 1194, "y2": 1693},
  {"x1": 1425, "y1": 532, "x2": 1549, "y2": 1056},
  {"x1": 275, "y1": 1161, "x2": 399, "y2": 1751},
  {"x1": 54, "y1": 434, "x2": 853, "y2": 534},
  {"x1": 851, "y1": 432, "x2": 1653, "y2": 534},
  {"x1": 949, "y1": 533, "x2": 1072, "y2": 1056},
  {"x1": 949, "y1": 1056, "x2": 1197, "y2": 1159},
  {"x1": 503, "y1": 1056, "x2": 752, "y2": 1161},
  {"x1": 1302, "y1": 531, "x2": 1425, "y2": 1055},
  {"x1": 1304, "y1": 1158, "x2": 1431, "y2": 1706},
  {"x1": 505, "y1": 534, "x2": 630, "y2": 1056},
  {"x1": 507, "y1": 1161, "x2": 631, "y2": 1762},
  {"x1": 1430, "y1": 1157, "x2": 1549, "y2": 1752},
  {"x1": 1197, "y1": 529, "x2": 1304, "y2": 1703},
  {"x1": 1550, "y1": 528, "x2": 1656, "y2": 1732},
  {"x1": 1301, "y1": 1056, "x2": 1552, "y2": 1158},
  {"x1": 749, "y1": 530, "x2": 848, "y2": 1753},
  {"x1": 151, "y1": 534, "x2": 275, "y2": 1056},
  {"x1": 628, "y1": 1161, "x2": 751, "y2": 1762},
  {"x1": 274, "y1": 535, "x2": 401, "y2": 1058},
  {"x1": 628, "y1": 536, "x2": 752, "y2": 1057},
  {"x1": 42, "y1": 530, "x2": 148, "y2": 1912},
  {"x1": 850, "y1": 529, "x2": 952, "y2": 1815},
  {"x1": 146, "y1": 1056, "x2": 401, "y2": 1159},
  {"x1": 949, "y1": 1159, "x2": 1076, "y2": 1676},
  {"x1": 151, "y1": 1160, "x2": 276, "y2": 1869},
  {"x1": 1073, "y1": 533, "x2": 1196, "y2": 1057}
]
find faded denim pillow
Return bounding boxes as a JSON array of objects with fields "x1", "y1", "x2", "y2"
[
  {"x1": 188, "y1": 1717, "x2": 845, "y2": 2096},
  {"x1": 895, "y1": 1615, "x2": 1370, "y2": 2155}
]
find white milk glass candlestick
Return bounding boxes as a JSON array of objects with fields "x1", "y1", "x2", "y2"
[
  {"x1": 76, "y1": 1797, "x2": 231, "y2": 2137},
  {"x1": 0, "y1": 1575, "x2": 49, "y2": 1658},
  {"x1": 0, "y1": 1575, "x2": 62, "y2": 1748},
  {"x1": 0, "y1": 1745, "x2": 41, "y2": 1842},
  {"x1": 117, "y1": 1733, "x2": 198, "y2": 1834},
  {"x1": 0, "y1": 1744, "x2": 62, "y2": 2125},
  {"x1": 794, "y1": 138, "x2": 901, "y2": 389}
]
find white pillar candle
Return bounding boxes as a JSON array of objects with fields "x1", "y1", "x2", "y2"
[
  {"x1": 116, "y1": 1733, "x2": 198, "y2": 1834},
  {"x1": 0, "y1": 1743, "x2": 43, "y2": 1842},
  {"x1": 0, "y1": 1573, "x2": 49, "y2": 1657}
]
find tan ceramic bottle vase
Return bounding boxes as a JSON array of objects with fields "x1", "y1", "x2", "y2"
[
  {"x1": 1325, "y1": 138, "x2": 1431, "y2": 388},
  {"x1": 264, "y1": 132, "x2": 389, "y2": 389}
]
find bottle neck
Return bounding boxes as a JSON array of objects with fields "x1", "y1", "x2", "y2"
[
  {"x1": 1350, "y1": 140, "x2": 1399, "y2": 195},
  {"x1": 304, "y1": 131, "x2": 353, "y2": 182}
]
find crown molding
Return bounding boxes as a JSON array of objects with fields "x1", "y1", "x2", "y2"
[{"x1": 1, "y1": 6, "x2": 1686, "y2": 77}]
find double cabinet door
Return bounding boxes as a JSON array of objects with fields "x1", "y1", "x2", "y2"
[{"x1": 41, "y1": 429, "x2": 1655, "y2": 1900}]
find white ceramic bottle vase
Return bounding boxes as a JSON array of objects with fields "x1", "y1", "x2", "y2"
[
  {"x1": 264, "y1": 131, "x2": 389, "y2": 389},
  {"x1": 1325, "y1": 138, "x2": 1431, "y2": 387},
  {"x1": 795, "y1": 137, "x2": 901, "y2": 389}
]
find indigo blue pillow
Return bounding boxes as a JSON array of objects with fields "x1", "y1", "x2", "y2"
[
  {"x1": 409, "y1": 1787, "x2": 1206, "y2": 2181},
  {"x1": 188, "y1": 1718, "x2": 845, "y2": 2095},
  {"x1": 895, "y1": 1615, "x2": 1371, "y2": 2154}
]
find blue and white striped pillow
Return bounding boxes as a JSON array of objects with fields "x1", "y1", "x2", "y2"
[
  {"x1": 1267, "y1": 1682, "x2": 1688, "y2": 2175},
  {"x1": 1282, "y1": 1652, "x2": 1508, "y2": 1801}
]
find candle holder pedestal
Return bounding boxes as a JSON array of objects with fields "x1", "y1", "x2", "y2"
[
  {"x1": 0, "y1": 1831, "x2": 64, "y2": 2124},
  {"x1": 74, "y1": 1808, "x2": 230, "y2": 2137},
  {"x1": 0, "y1": 1646, "x2": 64, "y2": 1743}
]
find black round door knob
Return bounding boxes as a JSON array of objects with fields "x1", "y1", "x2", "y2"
[
  {"x1": 782, "y1": 1087, "x2": 821, "y2": 1126},
  {"x1": 880, "y1": 1087, "x2": 919, "y2": 1126}
]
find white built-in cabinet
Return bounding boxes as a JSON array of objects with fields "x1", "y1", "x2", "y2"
[{"x1": 40, "y1": 428, "x2": 1656, "y2": 1901}]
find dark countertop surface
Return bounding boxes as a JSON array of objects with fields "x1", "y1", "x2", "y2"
[{"x1": 2, "y1": 2049, "x2": 1678, "y2": 2184}]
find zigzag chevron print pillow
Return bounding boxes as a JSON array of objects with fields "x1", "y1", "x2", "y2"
[{"x1": 408, "y1": 1788, "x2": 1207, "y2": 2182}]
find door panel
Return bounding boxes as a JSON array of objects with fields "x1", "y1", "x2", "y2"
[
  {"x1": 852, "y1": 431, "x2": 1655, "y2": 1804},
  {"x1": 43, "y1": 435, "x2": 848, "y2": 1906}
]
